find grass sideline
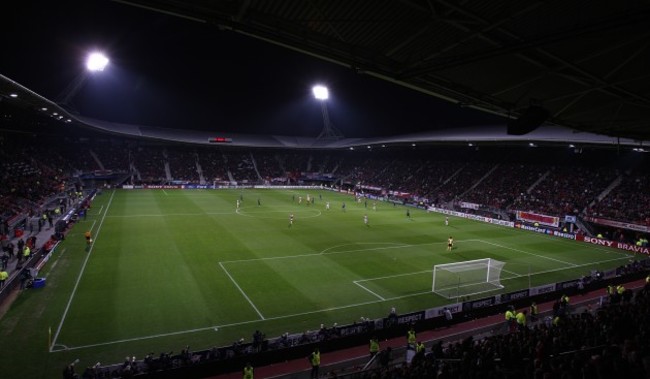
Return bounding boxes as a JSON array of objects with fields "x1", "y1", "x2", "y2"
[{"x1": 0, "y1": 189, "x2": 634, "y2": 378}]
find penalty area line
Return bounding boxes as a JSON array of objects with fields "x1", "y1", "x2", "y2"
[
  {"x1": 53, "y1": 253, "x2": 636, "y2": 353},
  {"x1": 353, "y1": 281, "x2": 385, "y2": 300},
  {"x1": 53, "y1": 266, "x2": 644, "y2": 353},
  {"x1": 54, "y1": 290, "x2": 435, "y2": 352},
  {"x1": 218, "y1": 262, "x2": 265, "y2": 320}
]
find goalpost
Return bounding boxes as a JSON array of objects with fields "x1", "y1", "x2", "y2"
[{"x1": 432, "y1": 258, "x2": 505, "y2": 300}]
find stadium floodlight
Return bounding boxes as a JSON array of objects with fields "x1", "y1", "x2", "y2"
[
  {"x1": 312, "y1": 84, "x2": 343, "y2": 140},
  {"x1": 312, "y1": 85, "x2": 329, "y2": 100},
  {"x1": 432, "y1": 258, "x2": 505, "y2": 300},
  {"x1": 58, "y1": 50, "x2": 109, "y2": 108},
  {"x1": 86, "y1": 52, "x2": 109, "y2": 72}
]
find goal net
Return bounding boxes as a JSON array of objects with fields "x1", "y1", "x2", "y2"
[{"x1": 432, "y1": 258, "x2": 505, "y2": 299}]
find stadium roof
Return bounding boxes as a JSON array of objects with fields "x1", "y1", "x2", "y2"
[
  {"x1": 0, "y1": 72, "x2": 646, "y2": 149},
  {"x1": 111, "y1": 0, "x2": 650, "y2": 141},
  {"x1": 1, "y1": 0, "x2": 649, "y2": 148}
]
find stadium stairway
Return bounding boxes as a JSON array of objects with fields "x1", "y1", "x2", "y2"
[{"x1": 208, "y1": 278, "x2": 648, "y2": 379}]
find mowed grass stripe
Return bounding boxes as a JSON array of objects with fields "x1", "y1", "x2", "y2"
[
  {"x1": 50, "y1": 190, "x2": 116, "y2": 351},
  {"x1": 50, "y1": 189, "x2": 637, "y2": 351},
  {"x1": 56, "y1": 191, "x2": 260, "y2": 346}
]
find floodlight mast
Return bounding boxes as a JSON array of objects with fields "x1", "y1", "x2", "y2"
[{"x1": 312, "y1": 85, "x2": 343, "y2": 141}]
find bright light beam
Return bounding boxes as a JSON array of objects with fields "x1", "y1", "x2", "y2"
[
  {"x1": 312, "y1": 85, "x2": 329, "y2": 100},
  {"x1": 86, "y1": 52, "x2": 109, "y2": 72}
]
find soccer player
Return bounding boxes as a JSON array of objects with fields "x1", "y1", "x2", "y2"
[
  {"x1": 372, "y1": 202, "x2": 377, "y2": 211},
  {"x1": 445, "y1": 216, "x2": 449, "y2": 226},
  {"x1": 236, "y1": 199, "x2": 241, "y2": 209},
  {"x1": 326, "y1": 201, "x2": 330, "y2": 210},
  {"x1": 299, "y1": 196, "x2": 303, "y2": 204},
  {"x1": 364, "y1": 214, "x2": 369, "y2": 227},
  {"x1": 406, "y1": 209, "x2": 411, "y2": 219},
  {"x1": 342, "y1": 202, "x2": 346, "y2": 212},
  {"x1": 85, "y1": 230, "x2": 92, "y2": 245},
  {"x1": 289, "y1": 213, "x2": 294, "y2": 228},
  {"x1": 447, "y1": 236, "x2": 453, "y2": 251}
]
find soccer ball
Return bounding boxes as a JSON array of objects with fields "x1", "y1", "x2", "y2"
[{"x1": 89, "y1": 239, "x2": 93, "y2": 243}]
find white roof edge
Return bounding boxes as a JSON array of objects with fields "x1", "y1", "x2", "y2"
[{"x1": 2, "y1": 74, "x2": 646, "y2": 148}]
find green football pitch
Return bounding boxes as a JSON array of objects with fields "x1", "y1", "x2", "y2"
[{"x1": 0, "y1": 189, "x2": 634, "y2": 378}]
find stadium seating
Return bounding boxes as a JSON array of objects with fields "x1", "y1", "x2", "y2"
[{"x1": 2, "y1": 125, "x2": 650, "y2": 379}]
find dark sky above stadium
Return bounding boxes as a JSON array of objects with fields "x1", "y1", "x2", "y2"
[{"x1": 2, "y1": 0, "x2": 505, "y2": 137}]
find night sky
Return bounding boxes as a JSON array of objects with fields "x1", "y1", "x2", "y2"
[{"x1": 2, "y1": 0, "x2": 504, "y2": 137}]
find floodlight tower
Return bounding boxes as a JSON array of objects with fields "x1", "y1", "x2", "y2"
[
  {"x1": 58, "y1": 51, "x2": 109, "y2": 108},
  {"x1": 312, "y1": 85, "x2": 343, "y2": 140}
]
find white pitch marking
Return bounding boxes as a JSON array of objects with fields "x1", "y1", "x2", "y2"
[
  {"x1": 356, "y1": 255, "x2": 630, "y2": 284},
  {"x1": 521, "y1": 232, "x2": 634, "y2": 257},
  {"x1": 221, "y1": 243, "x2": 416, "y2": 264},
  {"x1": 235, "y1": 208, "x2": 322, "y2": 219},
  {"x1": 506, "y1": 255, "x2": 629, "y2": 278},
  {"x1": 50, "y1": 233, "x2": 630, "y2": 351},
  {"x1": 107, "y1": 211, "x2": 236, "y2": 218},
  {"x1": 53, "y1": 253, "x2": 635, "y2": 353},
  {"x1": 50, "y1": 344, "x2": 69, "y2": 351},
  {"x1": 48, "y1": 248, "x2": 67, "y2": 272},
  {"x1": 501, "y1": 268, "x2": 520, "y2": 277},
  {"x1": 475, "y1": 239, "x2": 578, "y2": 266},
  {"x1": 353, "y1": 281, "x2": 385, "y2": 300},
  {"x1": 162, "y1": 189, "x2": 168, "y2": 196},
  {"x1": 50, "y1": 190, "x2": 115, "y2": 352},
  {"x1": 218, "y1": 262, "x2": 265, "y2": 320},
  {"x1": 355, "y1": 270, "x2": 430, "y2": 283}
]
